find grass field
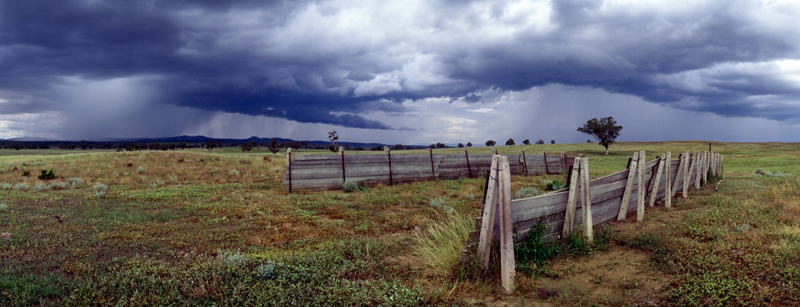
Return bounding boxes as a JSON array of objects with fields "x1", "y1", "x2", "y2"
[{"x1": 1, "y1": 141, "x2": 799, "y2": 306}]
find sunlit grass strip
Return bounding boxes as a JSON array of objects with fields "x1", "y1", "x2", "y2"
[{"x1": 412, "y1": 212, "x2": 473, "y2": 276}]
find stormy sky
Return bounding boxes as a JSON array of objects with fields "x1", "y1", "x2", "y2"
[{"x1": 1, "y1": 0, "x2": 799, "y2": 144}]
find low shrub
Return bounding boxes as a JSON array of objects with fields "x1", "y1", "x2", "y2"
[
  {"x1": 342, "y1": 180, "x2": 362, "y2": 193},
  {"x1": 12, "y1": 183, "x2": 29, "y2": 191},
  {"x1": 37, "y1": 169, "x2": 56, "y2": 180},
  {"x1": 544, "y1": 180, "x2": 567, "y2": 191}
]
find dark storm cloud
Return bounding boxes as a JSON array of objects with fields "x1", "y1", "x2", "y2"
[{"x1": 1, "y1": 0, "x2": 800, "y2": 138}]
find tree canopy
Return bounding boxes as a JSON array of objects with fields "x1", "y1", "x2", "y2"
[{"x1": 577, "y1": 116, "x2": 623, "y2": 155}]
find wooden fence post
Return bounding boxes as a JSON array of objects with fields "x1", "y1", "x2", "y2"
[
  {"x1": 682, "y1": 151, "x2": 691, "y2": 198},
  {"x1": 649, "y1": 154, "x2": 665, "y2": 207},
  {"x1": 340, "y1": 147, "x2": 346, "y2": 183},
  {"x1": 665, "y1": 151, "x2": 672, "y2": 208},
  {"x1": 519, "y1": 150, "x2": 528, "y2": 176},
  {"x1": 287, "y1": 148, "x2": 293, "y2": 193},
  {"x1": 543, "y1": 152, "x2": 550, "y2": 174},
  {"x1": 498, "y1": 156, "x2": 515, "y2": 294},
  {"x1": 385, "y1": 146, "x2": 393, "y2": 186},
  {"x1": 720, "y1": 155, "x2": 724, "y2": 178},
  {"x1": 463, "y1": 149, "x2": 471, "y2": 178},
  {"x1": 617, "y1": 151, "x2": 639, "y2": 221},
  {"x1": 580, "y1": 157, "x2": 593, "y2": 243},
  {"x1": 702, "y1": 151, "x2": 709, "y2": 184},
  {"x1": 478, "y1": 156, "x2": 500, "y2": 271},
  {"x1": 428, "y1": 148, "x2": 435, "y2": 178},
  {"x1": 637, "y1": 151, "x2": 646, "y2": 222},
  {"x1": 564, "y1": 157, "x2": 582, "y2": 237}
]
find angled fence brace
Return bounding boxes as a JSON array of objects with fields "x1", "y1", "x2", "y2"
[
  {"x1": 563, "y1": 158, "x2": 582, "y2": 237},
  {"x1": 637, "y1": 151, "x2": 646, "y2": 222},
  {"x1": 649, "y1": 154, "x2": 665, "y2": 207},
  {"x1": 617, "y1": 151, "x2": 639, "y2": 221},
  {"x1": 682, "y1": 151, "x2": 691, "y2": 198},
  {"x1": 478, "y1": 156, "x2": 500, "y2": 271},
  {"x1": 665, "y1": 151, "x2": 672, "y2": 208},
  {"x1": 694, "y1": 151, "x2": 702, "y2": 190}
]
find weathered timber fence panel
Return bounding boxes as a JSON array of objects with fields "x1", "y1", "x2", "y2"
[
  {"x1": 479, "y1": 151, "x2": 718, "y2": 244},
  {"x1": 283, "y1": 150, "x2": 577, "y2": 191},
  {"x1": 471, "y1": 151, "x2": 722, "y2": 292}
]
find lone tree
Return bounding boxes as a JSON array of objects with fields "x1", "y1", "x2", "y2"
[
  {"x1": 578, "y1": 116, "x2": 623, "y2": 155},
  {"x1": 328, "y1": 131, "x2": 338, "y2": 152},
  {"x1": 466, "y1": 142, "x2": 472, "y2": 147},
  {"x1": 268, "y1": 138, "x2": 281, "y2": 155},
  {"x1": 523, "y1": 139, "x2": 530, "y2": 145},
  {"x1": 505, "y1": 138, "x2": 515, "y2": 146},
  {"x1": 485, "y1": 140, "x2": 496, "y2": 147}
]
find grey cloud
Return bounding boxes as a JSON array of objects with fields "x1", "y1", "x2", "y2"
[{"x1": 1, "y1": 0, "x2": 800, "y2": 139}]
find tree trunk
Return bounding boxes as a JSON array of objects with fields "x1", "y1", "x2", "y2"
[{"x1": 605, "y1": 146, "x2": 609, "y2": 155}]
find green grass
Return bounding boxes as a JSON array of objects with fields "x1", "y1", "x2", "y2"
[
  {"x1": 412, "y1": 212, "x2": 474, "y2": 276},
  {"x1": 2, "y1": 141, "x2": 800, "y2": 305}
]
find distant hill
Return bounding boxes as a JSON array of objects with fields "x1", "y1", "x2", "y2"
[{"x1": 1, "y1": 135, "x2": 412, "y2": 150}]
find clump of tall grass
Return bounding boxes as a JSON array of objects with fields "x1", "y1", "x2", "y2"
[
  {"x1": 412, "y1": 212, "x2": 473, "y2": 276},
  {"x1": 515, "y1": 186, "x2": 541, "y2": 199}
]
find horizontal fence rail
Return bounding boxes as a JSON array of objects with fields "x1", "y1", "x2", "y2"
[{"x1": 283, "y1": 148, "x2": 577, "y2": 191}]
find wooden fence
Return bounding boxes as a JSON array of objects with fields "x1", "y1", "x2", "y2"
[
  {"x1": 472, "y1": 150, "x2": 724, "y2": 293},
  {"x1": 283, "y1": 147, "x2": 577, "y2": 191}
]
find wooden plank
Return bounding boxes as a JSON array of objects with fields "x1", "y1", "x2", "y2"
[
  {"x1": 580, "y1": 157, "x2": 593, "y2": 243},
  {"x1": 478, "y1": 156, "x2": 500, "y2": 271},
  {"x1": 498, "y1": 156, "x2": 515, "y2": 294},
  {"x1": 511, "y1": 179, "x2": 625, "y2": 223},
  {"x1": 562, "y1": 158, "x2": 582, "y2": 238},
  {"x1": 617, "y1": 151, "x2": 639, "y2": 221},
  {"x1": 637, "y1": 151, "x2": 646, "y2": 222}
]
